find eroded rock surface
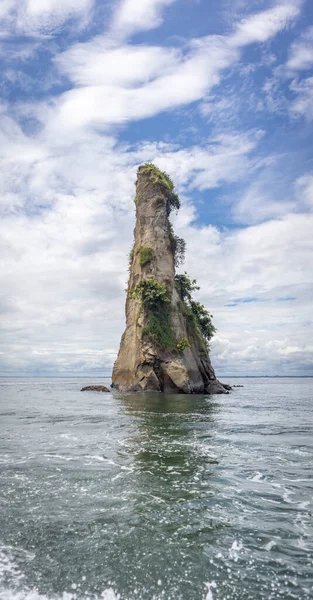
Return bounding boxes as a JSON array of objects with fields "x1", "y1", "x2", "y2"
[
  {"x1": 81, "y1": 385, "x2": 110, "y2": 392},
  {"x1": 112, "y1": 165, "x2": 229, "y2": 395}
]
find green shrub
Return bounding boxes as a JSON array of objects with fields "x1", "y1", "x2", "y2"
[
  {"x1": 130, "y1": 277, "x2": 170, "y2": 308},
  {"x1": 168, "y1": 223, "x2": 186, "y2": 266},
  {"x1": 139, "y1": 246, "x2": 153, "y2": 267},
  {"x1": 177, "y1": 338, "x2": 190, "y2": 353},
  {"x1": 176, "y1": 273, "x2": 216, "y2": 347},
  {"x1": 140, "y1": 163, "x2": 181, "y2": 215},
  {"x1": 190, "y1": 301, "x2": 216, "y2": 345},
  {"x1": 175, "y1": 273, "x2": 199, "y2": 302}
]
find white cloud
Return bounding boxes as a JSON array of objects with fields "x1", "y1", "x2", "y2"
[
  {"x1": 47, "y1": 2, "x2": 301, "y2": 133},
  {"x1": 0, "y1": 0, "x2": 94, "y2": 34},
  {"x1": 290, "y1": 76, "x2": 313, "y2": 120},
  {"x1": 50, "y1": 35, "x2": 235, "y2": 131},
  {"x1": 0, "y1": 105, "x2": 312, "y2": 376},
  {"x1": 148, "y1": 130, "x2": 264, "y2": 190},
  {"x1": 1, "y1": 0, "x2": 311, "y2": 376},
  {"x1": 283, "y1": 27, "x2": 313, "y2": 121},
  {"x1": 111, "y1": 0, "x2": 177, "y2": 37},
  {"x1": 260, "y1": 24, "x2": 313, "y2": 120},
  {"x1": 229, "y1": 159, "x2": 302, "y2": 224},
  {"x1": 285, "y1": 26, "x2": 313, "y2": 74},
  {"x1": 55, "y1": 41, "x2": 180, "y2": 87},
  {"x1": 295, "y1": 174, "x2": 313, "y2": 209},
  {"x1": 233, "y1": 184, "x2": 292, "y2": 224},
  {"x1": 230, "y1": 3, "x2": 301, "y2": 48},
  {"x1": 178, "y1": 211, "x2": 313, "y2": 375},
  {"x1": 0, "y1": 0, "x2": 13, "y2": 21},
  {"x1": 26, "y1": 0, "x2": 89, "y2": 17}
]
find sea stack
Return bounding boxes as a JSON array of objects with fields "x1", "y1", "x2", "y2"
[{"x1": 112, "y1": 164, "x2": 229, "y2": 394}]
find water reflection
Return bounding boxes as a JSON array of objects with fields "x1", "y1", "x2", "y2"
[
  {"x1": 117, "y1": 391, "x2": 220, "y2": 491},
  {"x1": 107, "y1": 392, "x2": 223, "y2": 598}
]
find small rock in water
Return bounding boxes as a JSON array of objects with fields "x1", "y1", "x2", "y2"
[
  {"x1": 206, "y1": 381, "x2": 229, "y2": 394},
  {"x1": 81, "y1": 385, "x2": 110, "y2": 392}
]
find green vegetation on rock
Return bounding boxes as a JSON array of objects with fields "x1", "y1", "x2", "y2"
[
  {"x1": 175, "y1": 273, "x2": 216, "y2": 347},
  {"x1": 130, "y1": 277, "x2": 169, "y2": 307},
  {"x1": 139, "y1": 164, "x2": 186, "y2": 266},
  {"x1": 168, "y1": 222, "x2": 186, "y2": 267},
  {"x1": 175, "y1": 272, "x2": 199, "y2": 302},
  {"x1": 176, "y1": 338, "x2": 190, "y2": 353},
  {"x1": 139, "y1": 246, "x2": 153, "y2": 267},
  {"x1": 130, "y1": 277, "x2": 175, "y2": 350},
  {"x1": 141, "y1": 164, "x2": 180, "y2": 215},
  {"x1": 129, "y1": 170, "x2": 216, "y2": 352},
  {"x1": 129, "y1": 245, "x2": 135, "y2": 265},
  {"x1": 142, "y1": 304, "x2": 176, "y2": 350},
  {"x1": 190, "y1": 300, "x2": 216, "y2": 345}
]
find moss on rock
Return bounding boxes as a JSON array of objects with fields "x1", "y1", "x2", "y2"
[{"x1": 139, "y1": 246, "x2": 153, "y2": 267}]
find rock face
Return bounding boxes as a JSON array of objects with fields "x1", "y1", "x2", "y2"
[
  {"x1": 112, "y1": 165, "x2": 229, "y2": 395},
  {"x1": 81, "y1": 385, "x2": 110, "y2": 392}
]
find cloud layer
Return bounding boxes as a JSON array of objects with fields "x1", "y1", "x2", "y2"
[{"x1": 0, "y1": 0, "x2": 312, "y2": 376}]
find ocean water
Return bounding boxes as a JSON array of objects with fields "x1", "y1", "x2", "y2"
[{"x1": 0, "y1": 378, "x2": 312, "y2": 600}]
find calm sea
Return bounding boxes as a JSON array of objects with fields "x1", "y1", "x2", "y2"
[{"x1": 0, "y1": 377, "x2": 312, "y2": 600}]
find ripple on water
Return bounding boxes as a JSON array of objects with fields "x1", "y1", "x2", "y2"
[{"x1": 0, "y1": 378, "x2": 313, "y2": 600}]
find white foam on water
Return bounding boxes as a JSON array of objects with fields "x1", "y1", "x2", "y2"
[
  {"x1": 251, "y1": 472, "x2": 263, "y2": 482},
  {"x1": 101, "y1": 591, "x2": 120, "y2": 600},
  {"x1": 264, "y1": 540, "x2": 276, "y2": 551},
  {"x1": 43, "y1": 455, "x2": 75, "y2": 462},
  {"x1": 229, "y1": 540, "x2": 243, "y2": 562},
  {"x1": 0, "y1": 548, "x2": 27, "y2": 588},
  {"x1": 0, "y1": 553, "x2": 161, "y2": 600},
  {"x1": 283, "y1": 488, "x2": 296, "y2": 503},
  {"x1": 297, "y1": 537, "x2": 310, "y2": 550},
  {"x1": 85, "y1": 456, "x2": 116, "y2": 464},
  {"x1": 0, "y1": 590, "x2": 121, "y2": 600},
  {"x1": 204, "y1": 582, "x2": 217, "y2": 600},
  {"x1": 0, "y1": 588, "x2": 223, "y2": 600},
  {"x1": 298, "y1": 500, "x2": 310, "y2": 509}
]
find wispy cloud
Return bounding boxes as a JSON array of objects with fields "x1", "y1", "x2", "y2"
[
  {"x1": 290, "y1": 76, "x2": 313, "y2": 120},
  {"x1": 111, "y1": 0, "x2": 177, "y2": 37},
  {"x1": 285, "y1": 26, "x2": 313, "y2": 74},
  {"x1": 230, "y1": 2, "x2": 302, "y2": 47},
  {"x1": 49, "y1": 2, "x2": 301, "y2": 133}
]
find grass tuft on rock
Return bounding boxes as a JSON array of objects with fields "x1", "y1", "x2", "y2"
[
  {"x1": 139, "y1": 246, "x2": 153, "y2": 268},
  {"x1": 177, "y1": 338, "x2": 190, "y2": 353}
]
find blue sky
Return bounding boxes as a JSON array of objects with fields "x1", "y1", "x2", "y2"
[{"x1": 0, "y1": 0, "x2": 313, "y2": 377}]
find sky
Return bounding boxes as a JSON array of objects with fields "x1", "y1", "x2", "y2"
[{"x1": 0, "y1": 0, "x2": 313, "y2": 377}]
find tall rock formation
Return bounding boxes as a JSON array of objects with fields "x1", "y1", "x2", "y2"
[{"x1": 112, "y1": 164, "x2": 229, "y2": 394}]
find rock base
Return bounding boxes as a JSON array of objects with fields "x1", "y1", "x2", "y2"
[{"x1": 81, "y1": 385, "x2": 110, "y2": 392}]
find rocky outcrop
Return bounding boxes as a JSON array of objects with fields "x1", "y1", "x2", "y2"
[
  {"x1": 112, "y1": 164, "x2": 229, "y2": 395},
  {"x1": 81, "y1": 385, "x2": 110, "y2": 392}
]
